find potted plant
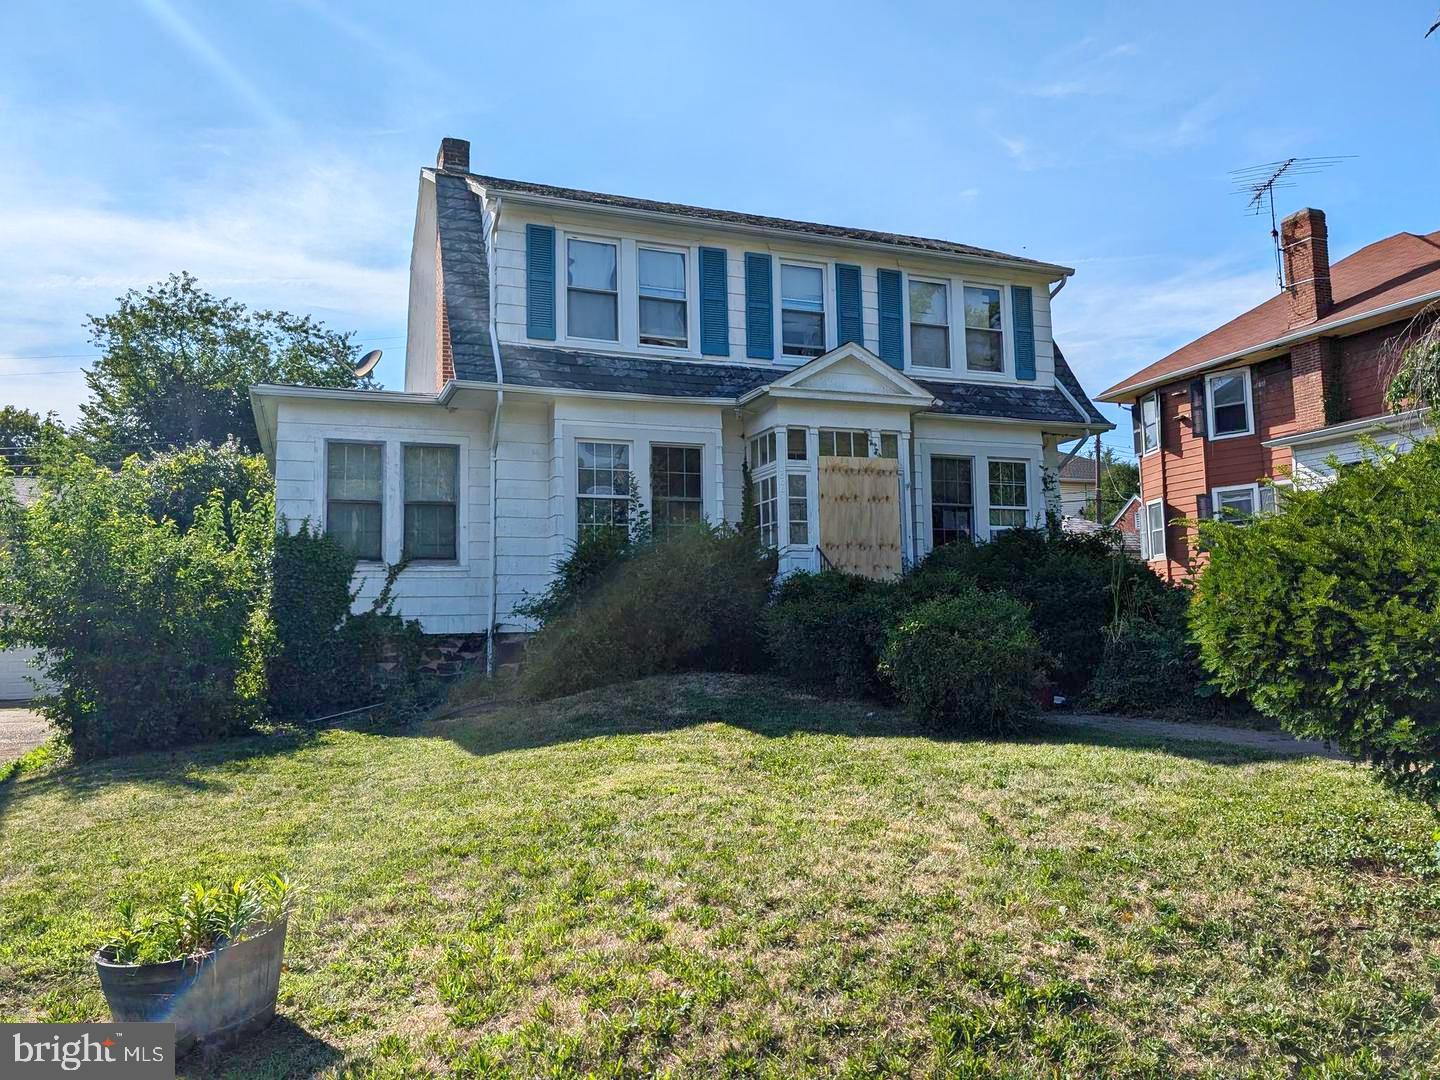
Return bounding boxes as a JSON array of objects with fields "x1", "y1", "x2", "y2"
[{"x1": 94, "y1": 874, "x2": 294, "y2": 1057}]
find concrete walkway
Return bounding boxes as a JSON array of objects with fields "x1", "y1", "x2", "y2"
[
  {"x1": 1051, "y1": 712, "x2": 1345, "y2": 759},
  {"x1": 0, "y1": 706, "x2": 50, "y2": 763}
]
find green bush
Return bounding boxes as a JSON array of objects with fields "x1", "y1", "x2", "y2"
[
  {"x1": 519, "y1": 524, "x2": 776, "y2": 700},
  {"x1": 880, "y1": 587, "x2": 1041, "y2": 734},
  {"x1": 1192, "y1": 437, "x2": 1440, "y2": 788},
  {"x1": 0, "y1": 449, "x2": 273, "y2": 758},
  {"x1": 762, "y1": 571, "x2": 900, "y2": 698},
  {"x1": 104, "y1": 874, "x2": 294, "y2": 966}
]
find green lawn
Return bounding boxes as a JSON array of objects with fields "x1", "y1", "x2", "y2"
[{"x1": 2, "y1": 675, "x2": 1438, "y2": 1078}]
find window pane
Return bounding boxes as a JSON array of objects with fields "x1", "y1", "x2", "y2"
[
  {"x1": 639, "y1": 297, "x2": 687, "y2": 345},
  {"x1": 964, "y1": 286, "x2": 1002, "y2": 330},
  {"x1": 1211, "y1": 373, "x2": 1245, "y2": 407},
  {"x1": 988, "y1": 460, "x2": 1027, "y2": 509},
  {"x1": 567, "y1": 239, "x2": 616, "y2": 291},
  {"x1": 1213, "y1": 403, "x2": 1248, "y2": 434},
  {"x1": 1142, "y1": 394, "x2": 1160, "y2": 451},
  {"x1": 787, "y1": 473, "x2": 808, "y2": 545},
  {"x1": 568, "y1": 289, "x2": 618, "y2": 340},
  {"x1": 756, "y1": 475, "x2": 779, "y2": 548},
  {"x1": 327, "y1": 501, "x2": 382, "y2": 561},
  {"x1": 651, "y1": 445, "x2": 702, "y2": 539},
  {"x1": 403, "y1": 445, "x2": 457, "y2": 502},
  {"x1": 781, "y1": 264, "x2": 824, "y2": 309},
  {"x1": 879, "y1": 433, "x2": 899, "y2": 459},
  {"x1": 966, "y1": 328, "x2": 1003, "y2": 372},
  {"x1": 639, "y1": 248, "x2": 685, "y2": 298},
  {"x1": 782, "y1": 310, "x2": 825, "y2": 356},
  {"x1": 787, "y1": 429, "x2": 807, "y2": 460},
  {"x1": 911, "y1": 324, "x2": 949, "y2": 367},
  {"x1": 327, "y1": 442, "x2": 382, "y2": 501},
  {"x1": 1216, "y1": 489, "x2": 1255, "y2": 521},
  {"x1": 910, "y1": 280, "x2": 948, "y2": 325},
  {"x1": 404, "y1": 503, "x2": 457, "y2": 560},
  {"x1": 931, "y1": 456, "x2": 973, "y2": 548}
]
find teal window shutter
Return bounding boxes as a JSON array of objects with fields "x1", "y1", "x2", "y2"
[
  {"x1": 699, "y1": 247, "x2": 730, "y2": 356},
  {"x1": 525, "y1": 224, "x2": 556, "y2": 340},
  {"x1": 835, "y1": 263, "x2": 863, "y2": 346},
  {"x1": 744, "y1": 253, "x2": 774, "y2": 360},
  {"x1": 1012, "y1": 285, "x2": 1036, "y2": 380},
  {"x1": 876, "y1": 269, "x2": 903, "y2": 368}
]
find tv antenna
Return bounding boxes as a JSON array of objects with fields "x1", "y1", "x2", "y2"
[{"x1": 1230, "y1": 156, "x2": 1352, "y2": 289}]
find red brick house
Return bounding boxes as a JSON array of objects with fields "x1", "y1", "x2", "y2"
[{"x1": 1099, "y1": 209, "x2": 1439, "y2": 580}]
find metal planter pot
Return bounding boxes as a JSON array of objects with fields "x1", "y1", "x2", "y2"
[{"x1": 94, "y1": 919, "x2": 287, "y2": 1057}]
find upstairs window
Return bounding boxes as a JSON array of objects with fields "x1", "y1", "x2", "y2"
[
  {"x1": 931, "y1": 456, "x2": 973, "y2": 548},
  {"x1": 1206, "y1": 369, "x2": 1253, "y2": 438},
  {"x1": 819, "y1": 429, "x2": 869, "y2": 457},
  {"x1": 638, "y1": 247, "x2": 687, "y2": 348},
  {"x1": 1138, "y1": 392, "x2": 1160, "y2": 454},
  {"x1": 567, "y1": 238, "x2": 619, "y2": 341},
  {"x1": 987, "y1": 460, "x2": 1028, "y2": 533},
  {"x1": 327, "y1": 442, "x2": 383, "y2": 561},
  {"x1": 651, "y1": 445, "x2": 702, "y2": 539},
  {"x1": 577, "y1": 440, "x2": 630, "y2": 535},
  {"x1": 781, "y1": 263, "x2": 826, "y2": 359},
  {"x1": 963, "y1": 285, "x2": 1004, "y2": 372},
  {"x1": 403, "y1": 445, "x2": 458, "y2": 561},
  {"x1": 909, "y1": 279, "x2": 950, "y2": 368}
]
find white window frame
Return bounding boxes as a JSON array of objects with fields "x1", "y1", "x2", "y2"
[
  {"x1": 563, "y1": 233, "x2": 622, "y2": 345},
  {"x1": 650, "y1": 442, "x2": 705, "y2": 538},
  {"x1": 1144, "y1": 498, "x2": 1167, "y2": 561},
  {"x1": 575, "y1": 438, "x2": 634, "y2": 539},
  {"x1": 636, "y1": 242, "x2": 690, "y2": 352},
  {"x1": 324, "y1": 439, "x2": 385, "y2": 564},
  {"x1": 986, "y1": 459, "x2": 1030, "y2": 535},
  {"x1": 906, "y1": 275, "x2": 952, "y2": 371},
  {"x1": 960, "y1": 280, "x2": 1010, "y2": 378},
  {"x1": 785, "y1": 469, "x2": 810, "y2": 547},
  {"x1": 1211, "y1": 482, "x2": 1261, "y2": 523},
  {"x1": 1139, "y1": 392, "x2": 1161, "y2": 456},
  {"x1": 776, "y1": 258, "x2": 829, "y2": 363},
  {"x1": 400, "y1": 442, "x2": 460, "y2": 563},
  {"x1": 818, "y1": 428, "x2": 870, "y2": 458},
  {"x1": 1205, "y1": 368, "x2": 1254, "y2": 440},
  {"x1": 756, "y1": 474, "x2": 779, "y2": 549}
]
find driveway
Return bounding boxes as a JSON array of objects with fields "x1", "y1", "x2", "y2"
[
  {"x1": 0, "y1": 706, "x2": 50, "y2": 763},
  {"x1": 1052, "y1": 712, "x2": 1344, "y2": 759}
]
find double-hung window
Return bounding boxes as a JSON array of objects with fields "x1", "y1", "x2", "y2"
[
  {"x1": 577, "y1": 440, "x2": 630, "y2": 535},
  {"x1": 651, "y1": 445, "x2": 702, "y2": 538},
  {"x1": 403, "y1": 445, "x2": 459, "y2": 561},
  {"x1": 787, "y1": 473, "x2": 809, "y2": 545},
  {"x1": 749, "y1": 431, "x2": 776, "y2": 468},
  {"x1": 818, "y1": 429, "x2": 869, "y2": 457},
  {"x1": 638, "y1": 247, "x2": 687, "y2": 348},
  {"x1": 909, "y1": 279, "x2": 950, "y2": 368},
  {"x1": 931, "y1": 456, "x2": 973, "y2": 548},
  {"x1": 1206, "y1": 369, "x2": 1253, "y2": 438},
  {"x1": 756, "y1": 475, "x2": 779, "y2": 548},
  {"x1": 963, "y1": 285, "x2": 1005, "y2": 373},
  {"x1": 1212, "y1": 484, "x2": 1258, "y2": 523},
  {"x1": 567, "y1": 238, "x2": 619, "y2": 341},
  {"x1": 987, "y1": 460, "x2": 1028, "y2": 532},
  {"x1": 326, "y1": 441, "x2": 383, "y2": 561},
  {"x1": 780, "y1": 263, "x2": 826, "y2": 359},
  {"x1": 1136, "y1": 392, "x2": 1160, "y2": 455},
  {"x1": 1144, "y1": 499, "x2": 1167, "y2": 560}
]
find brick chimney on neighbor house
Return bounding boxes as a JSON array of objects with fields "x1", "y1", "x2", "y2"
[
  {"x1": 437, "y1": 137, "x2": 470, "y2": 172},
  {"x1": 1282, "y1": 209, "x2": 1339, "y2": 432},
  {"x1": 1281, "y1": 208, "x2": 1332, "y2": 328}
]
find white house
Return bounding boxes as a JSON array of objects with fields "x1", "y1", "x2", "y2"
[{"x1": 251, "y1": 138, "x2": 1111, "y2": 654}]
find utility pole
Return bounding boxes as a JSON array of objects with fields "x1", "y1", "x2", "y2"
[{"x1": 1094, "y1": 434, "x2": 1103, "y2": 523}]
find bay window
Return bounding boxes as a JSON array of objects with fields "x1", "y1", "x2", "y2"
[
  {"x1": 638, "y1": 247, "x2": 687, "y2": 348},
  {"x1": 756, "y1": 475, "x2": 778, "y2": 548},
  {"x1": 964, "y1": 285, "x2": 1005, "y2": 372},
  {"x1": 402, "y1": 444, "x2": 458, "y2": 561},
  {"x1": 567, "y1": 238, "x2": 619, "y2": 341},
  {"x1": 818, "y1": 429, "x2": 869, "y2": 457},
  {"x1": 326, "y1": 441, "x2": 383, "y2": 561},
  {"x1": 787, "y1": 473, "x2": 809, "y2": 545}
]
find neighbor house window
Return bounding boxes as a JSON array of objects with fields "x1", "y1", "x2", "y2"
[
  {"x1": 818, "y1": 429, "x2": 869, "y2": 457},
  {"x1": 963, "y1": 285, "x2": 1004, "y2": 372},
  {"x1": 1144, "y1": 498, "x2": 1167, "y2": 560},
  {"x1": 326, "y1": 441, "x2": 383, "y2": 561},
  {"x1": 909, "y1": 279, "x2": 950, "y2": 368},
  {"x1": 931, "y1": 456, "x2": 973, "y2": 547},
  {"x1": 638, "y1": 247, "x2": 687, "y2": 348},
  {"x1": 567, "y1": 238, "x2": 619, "y2": 341},
  {"x1": 1212, "y1": 484, "x2": 1258, "y2": 522},
  {"x1": 1206, "y1": 369, "x2": 1253, "y2": 438},
  {"x1": 786, "y1": 428, "x2": 808, "y2": 460},
  {"x1": 577, "y1": 440, "x2": 630, "y2": 535},
  {"x1": 987, "y1": 460, "x2": 1028, "y2": 532},
  {"x1": 756, "y1": 475, "x2": 778, "y2": 548},
  {"x1": 651, "y1": 445, "x2": 702, "y2": 538},
  {"x1": 1139, "y1": 392, "x2": 1160, "y2": 454},
  {"x1": 403, "y1": 444, "x2": 458, "y2": 561},
  {"x1": 780, "y1": 263, "x2": 826, "y2": 359},
  {"x1": 787, "y1": 473, "x2": 809, "y2": 545}
]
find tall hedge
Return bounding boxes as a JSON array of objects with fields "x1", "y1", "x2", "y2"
[{"x1": 1191, "y1": 437, "x2": 1440, "y2": 788}]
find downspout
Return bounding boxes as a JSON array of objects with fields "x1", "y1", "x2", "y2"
[{"x1": 484, "y1": 197, "x2": 506, "y2": 674}]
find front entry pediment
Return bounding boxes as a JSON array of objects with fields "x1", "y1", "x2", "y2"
[{"x1": 748, "y1": 343, "x2": 939, "y2": 406}]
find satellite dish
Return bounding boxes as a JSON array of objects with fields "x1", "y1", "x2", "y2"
[{"x1": 354, "y1": 349, "x2": 382, "y2": 379}]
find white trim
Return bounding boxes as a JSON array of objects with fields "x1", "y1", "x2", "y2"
[
  {"x1": 1263, "y1": 407, "x2": 1431, "y2": 448},
  {"x1": 1100, "y1": 287, "x2": 1440, "y2": 402},
  {"x1": 776, "y1": 257, "x2": 831, "y2": 365},
  {"x1": 960, "y1": 280, "x2": 1012, "y2": 379},
  {"x1": 562, "y1": 232, "x2": 623, "y2": 346},
  {"x1": 1205, "y1": 367, "x2": 1254, "y2": 440},
  {"x1": 635, "y1": 241, "x2": 693, "y2": 353},
  {"x1": 1143, "y1": 497, "x2": 1167, "y2": 562},
  {"x1": 1210, "y1": 482, "x2": 1261, "y2": 521},
  {"x1": 985, "y1": 457, "x2": 1030, "y2": 534},
  {"x1": 905, "y1": 273, "x2": 953, "y2": 373}
]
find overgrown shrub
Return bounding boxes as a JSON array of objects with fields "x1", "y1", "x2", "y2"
[
  {"x1": 267, "y1": 522, "x2": 425, "y2": 721},
  {"x1": 762, "y1": 571, "x2": 901, "y2": 698},
  {"x1": 880, "y1": 587, "x2": 1041, "y2": 734},
  {"x1": 512, "y1": 525, "x2": 634, "y2": 628},
  {"x1": 519, "y1": 524, "x2": 776, "y2": 700},
  {"x1": 1192, "y1": 437, "x2": 1440, "y2": 789},
  {"x1": 0, "y1": 450, "x2": 273, "y2": 758}
]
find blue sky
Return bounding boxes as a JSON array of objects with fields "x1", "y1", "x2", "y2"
[{"x1": 2, "y1": 1, "x2": 1437, "y2": 459}]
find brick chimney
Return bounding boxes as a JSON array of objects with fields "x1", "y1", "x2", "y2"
[
  {"x1": 1280, "y1": 208, "x2": 1332, "y2": 328},
  {"x1": 437, "y1": 137, "x2": 470, "y2": 173}
]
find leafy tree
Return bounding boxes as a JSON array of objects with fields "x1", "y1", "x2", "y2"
[
  {"x1": 0, "y1": 406, "x2": 63, "y2": 471},
  {"x1": 79, "y1": 272, "x2": 362, "y2": 456},
  {"x1": 1385, "y1": 302, "x2": 1440, "y2": 413},
  {"x1": 1078, "y1": 448, "x2": 1140, "y2": 521}
]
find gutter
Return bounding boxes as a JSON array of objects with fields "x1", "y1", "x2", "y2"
[
  {"x1": 1262, "y1": 407, "x2": 1431, "y2": 449},
  {"x1": 1100, "y1": 287, "x2": 1440, "y2": 403},
  {"x1": 484, "y1": 196, "x2": 506, "y2": 676}
]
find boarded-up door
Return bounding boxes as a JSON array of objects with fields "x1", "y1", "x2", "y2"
[{"x1": 818, "y1": 457, "x2": 902, "y2": 579}]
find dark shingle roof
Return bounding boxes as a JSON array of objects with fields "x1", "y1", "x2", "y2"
[
  {"x1": 1053, "y1": 345, "x2": 1108, "y2": 425},
  {"x1": 465, "y1": 172, "x2": 1063, "y2": 271},
  {"x1": 503, "y1": 345, "x2": 775, "y2": 399},
  {"x1": 917, "y1": 377, "x2": 1090, "y2": 425},
  {"x1": 435, "y1": 173, "x2": 496, "y2": 382}
]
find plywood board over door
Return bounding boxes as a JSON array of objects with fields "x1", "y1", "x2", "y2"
[{"x1": 818, "y1": 457, "x2": 902, "y2": 579}]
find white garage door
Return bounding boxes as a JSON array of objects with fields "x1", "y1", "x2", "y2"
[{"x1": 0, "y1": 648, "x2": 49, "y2": 701}]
